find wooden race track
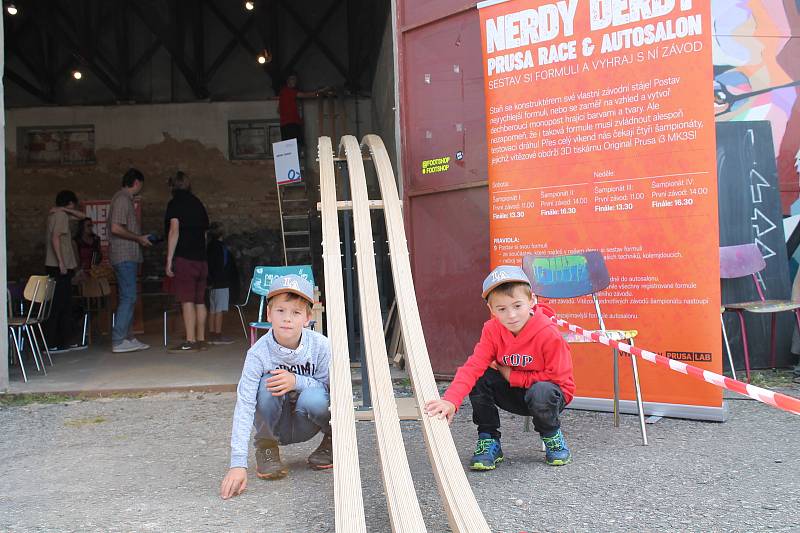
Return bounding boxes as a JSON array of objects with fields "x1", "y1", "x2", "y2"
[
  {"x1": 319, "y1": 134, "x2": 490, "y2": 532},
  {"x1": 318, "y1": 136, "x2": 367, "y2": 533}
]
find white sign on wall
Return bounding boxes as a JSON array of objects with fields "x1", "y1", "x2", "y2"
[{"x1": 272, "y1": 138, "x2": 302, "y2": 185}]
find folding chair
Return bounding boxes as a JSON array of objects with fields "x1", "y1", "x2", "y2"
[
  {"x1": 78, "y1": 277, "x2": 112, "y2": 346},
  {"x1": 720, "y1": 243, "x2": 800, "y2": 383},
  {"x1": 522, "y1": 252, "x2": 648, "y2": 446},
  {"x1": 7, "y1": 276, "x2": 54, "y2": 381},
  {"x1": 235, "y1": 265, "x2": 316, "y2": 345}
]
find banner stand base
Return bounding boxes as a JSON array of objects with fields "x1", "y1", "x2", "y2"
[{"x1": 568, "y1": 397, "x2": 728, "y2": 422}]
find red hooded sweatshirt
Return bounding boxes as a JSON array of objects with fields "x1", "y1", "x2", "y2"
[{"x1": 442, "y1": 304, "x2": 575, "y2": 410}]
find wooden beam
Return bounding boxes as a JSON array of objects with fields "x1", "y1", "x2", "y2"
[
  {"x1": 363, "y1": 134, "x2": 492, "y2": 532},
  {"x1": 204, "y1": 0, "x2": 258, "y2": 55},
  {"x1": 280, "y1": 0, "x2": 348, "y2": 79},
  {"x1": 1, "y1": 10, "x2": 10, "y2": 392},
  {"x1": 117, "y1": 0, "x2": 131, "y2": 99},
  {"x1": 253, "y1": 0, "x2": 282, "y2": 91},
  {"x1": 191, "y1": 0, "x2": 205, "y2": 88},
  {"x1": 52, "y1": 2, "x2": 122, "y2": 93},
  {"x1": 340, "y1": 135, "x2": 427, "y2": 532},
  {"x1": 318, "y1": 136, "x2": 367, "y2": 533},
  {"x1": 205, "y1": 17, "x2": 255, "y2": 82},
  {"x1": 129, "y1": 39, "x2": 162, "y2": 79},
  {"x1": 4, "y1": 68, "x2": 54, "y2": 104},
  {"x1": 39, "y1": 3, "x2": 124, "y2": 99},
  {"x1": 129, "y1": 0, "x2": 208, "y2": 99}
]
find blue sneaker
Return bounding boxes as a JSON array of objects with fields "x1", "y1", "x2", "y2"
[
  {"x1": 542, "y1": 429, "x2": 571, "y2": 466},
  {"x1": 470, "y1": 433, "x2": 504, "y2": 471}
]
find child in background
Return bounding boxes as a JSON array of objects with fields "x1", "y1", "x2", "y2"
[{"x1": 206, "y1": 222, "x2": 238, "y2": 345}]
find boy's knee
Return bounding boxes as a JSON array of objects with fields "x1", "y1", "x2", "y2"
[
  {"x1": 256, "y1": 383, "x2": 282, "y2": 414},
  {"x1": 525, "y1": 381, "x2": 563, "y2": 412},
  {"x1": 470, "y1": 368, "x2": 504, "y2": 399},
  {"x1": 295, "y1": 388, "x2": 330, "y2": 417}
]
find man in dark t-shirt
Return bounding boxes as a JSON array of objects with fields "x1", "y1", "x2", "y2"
[{"x1": 165, "y1": 171, "x2": 210, "y2": 353}]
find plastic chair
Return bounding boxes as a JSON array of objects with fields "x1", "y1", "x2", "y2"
[
  {"x1": 720, "y1": 243, "x2": 800, "y2": 383},
  {"x1": 522, "y1": 252, "x2": 648, "y2": 446},
  {"x1": 235, "y1": 265, "x2": 315, "y2": 345}
]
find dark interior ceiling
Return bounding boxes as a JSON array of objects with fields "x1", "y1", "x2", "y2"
[{"x1": 3, "y1": 0, "x2": 389, "y2": 107}]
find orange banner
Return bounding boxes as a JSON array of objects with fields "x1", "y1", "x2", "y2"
[{"x1": 478, "y1": 0, "x2": 722, "y2": 417}]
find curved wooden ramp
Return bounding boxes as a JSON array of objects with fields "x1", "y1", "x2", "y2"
[
  {"x1": 362, "y1": 134, "x2": 491, "y2": 532},
  {"x1": 339, "y1": 135, "x2": 428, "y2": 532},
  {"x1": 318, "y1": 136, "x2": 367, "y2": 533}
]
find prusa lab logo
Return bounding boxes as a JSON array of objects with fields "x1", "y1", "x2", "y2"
[{"x1": 284, "y1": 278, "x2": 300, "y2": 290}]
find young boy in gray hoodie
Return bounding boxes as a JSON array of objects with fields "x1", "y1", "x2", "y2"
[{"x1": 220, "y1": 274, "x2": 331, "y2": 499}]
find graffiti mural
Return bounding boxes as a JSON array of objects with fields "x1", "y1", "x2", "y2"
[{"x1": 712, "y1": 0, "x2": 800, "y2": 213}]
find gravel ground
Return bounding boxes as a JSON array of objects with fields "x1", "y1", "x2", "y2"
[{"x1": 1, "y1": 386, "x2": 798, "y2": 533}]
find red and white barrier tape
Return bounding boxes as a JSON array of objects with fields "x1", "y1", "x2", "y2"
[{"x1": 550, "y1": 316, "x2": 800, "y2": 416}]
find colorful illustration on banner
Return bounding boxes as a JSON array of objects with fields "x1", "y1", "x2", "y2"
[{"x1": 711, "y1": 0, "x2": 800, "y2": 213}]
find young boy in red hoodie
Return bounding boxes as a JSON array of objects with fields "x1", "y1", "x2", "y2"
[{"x1": 425, "y1": 265, "x2": 575, "y2": 468}]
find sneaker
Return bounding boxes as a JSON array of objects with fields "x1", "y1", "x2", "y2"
[
  {"x1": 542, "y1": 429, "x2": 572, "y2": 466},
  {"x1": 67, "y1": 343, "x2": 88, "y2": 351},
  {"x1": 112, "y1": 339, "x2": 141, "y2": 353},
  {"x1": 470, "y1": 433, "x2": 504, "y2": 471},
  {"x1": 47, "y1": 346, "x2": 72, "y2": 354},
  {"x1": 307, "y1": 432, "x2": 333, "y2": 470},
  {"x1": 207, "y1": 334, "x2": 235, "y2": 345},
  {"x1": 168, "y1": 341, "x2": 198, "y2": 354},
  {"x1": 195, "y1": 341, "x2": 209, "y2": 351},
  {"x1": 255, "y1": 440, "x2": 288, "y2": 480},
  {"x1": 129, "y1": 338, "x2": 150, "y2": 351}
]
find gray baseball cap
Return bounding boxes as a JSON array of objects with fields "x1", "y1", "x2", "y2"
[
  {"x1": 268, "y1": 274, "x2": 314, "y2": 304},
  {"x1": 481, "y1": 265, "x2": 531, "y2": 299}
]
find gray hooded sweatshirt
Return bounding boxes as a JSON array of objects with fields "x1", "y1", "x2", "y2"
[{"x1": 229, "y1": 328, "x2": 331, "y2": 468}]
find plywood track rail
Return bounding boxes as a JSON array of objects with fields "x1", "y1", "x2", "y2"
[
  {"x1": 318, "y1": 135, "x2": 491, "y2": 532},
  {"x1": 363, "y1": 134, "x2": 491, "y2": 532},
  {"x1": 339, "y1": 135, "x2": 428, "y2": 532},
  {"x1": 318, "y1": 137, "x2": 367, "y2": 533}
]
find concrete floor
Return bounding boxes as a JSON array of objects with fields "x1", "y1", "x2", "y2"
[
  {"x1": 6, "y1": 332, "x2": 248, "y2": 394},
  {"x1": 6, "y1": 328, "x2": 400, "y2": 396}
]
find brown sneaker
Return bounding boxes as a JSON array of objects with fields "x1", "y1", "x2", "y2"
[
  {"x1": 255, "y1": 440, "x2": 288, "y2": 479},
  {"x1": 307, "y1": 432, "x2": 333, "y2": 470}
]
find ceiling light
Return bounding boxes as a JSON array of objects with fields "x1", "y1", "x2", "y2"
[
  {"x1": 7, "y1": 4, "x2": 18, "y2": 15},
  {"x1": 257, "y1": 54, "x2": 266, "y2": 65},
  {"x1": 72, "y1": 70, "x2": 83, "y2": 80},
  {"x1": 244, "y1": 1, "x2": 254, "y2": 10}
]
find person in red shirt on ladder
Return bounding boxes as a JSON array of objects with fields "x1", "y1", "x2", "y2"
[
  {"x1": 278, "y1": 73, "x2": 324, "y2": 154},
  {"x1": 425, "y1": 265, "x2": 576, "y2": 468}
]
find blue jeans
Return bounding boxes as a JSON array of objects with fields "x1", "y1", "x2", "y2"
[
  {"x1": 112, "y1": 261, "x2": 138, "y2": 344},
  {"x1": 254, "y1": 380, "x2": 331, "y2": 446}
]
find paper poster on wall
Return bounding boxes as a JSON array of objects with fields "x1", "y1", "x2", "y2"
[
  {"x1": 478, "y1": 0, "x2": 723, "y2": 419},
  {"x1": 273, "y1": 138, "x2": 303, "y2": 185}
]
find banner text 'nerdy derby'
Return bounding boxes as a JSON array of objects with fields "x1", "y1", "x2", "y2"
[{"x1": 485, "y1": 0, "x2": 698, "y2": 76}]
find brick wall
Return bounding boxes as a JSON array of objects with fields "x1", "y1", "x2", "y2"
[{"x1": 6, "y1": 132, "x2": 284, "y2": 285}]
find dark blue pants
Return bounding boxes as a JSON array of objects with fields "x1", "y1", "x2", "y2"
[{"x1": 469, "y1": 368, "x2": 565, "y2": 439}]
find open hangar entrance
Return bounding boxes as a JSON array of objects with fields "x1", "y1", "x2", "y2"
[{"x1": 1, "y1": 0, "x2": 397, "y2": 390}]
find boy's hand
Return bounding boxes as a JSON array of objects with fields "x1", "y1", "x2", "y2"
[
  {"x1": 220, "y1": 467, "x2": 247, "y2": 500},
  {"x1": 424, "y1": 399, "x2": 456, "y2": 424},
  {"x1": 489, "y1": 361, "x2": 512, "y2": 382},
  {"x1": 266, "y1": 369, "x2": 296, "y2": 396}
]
